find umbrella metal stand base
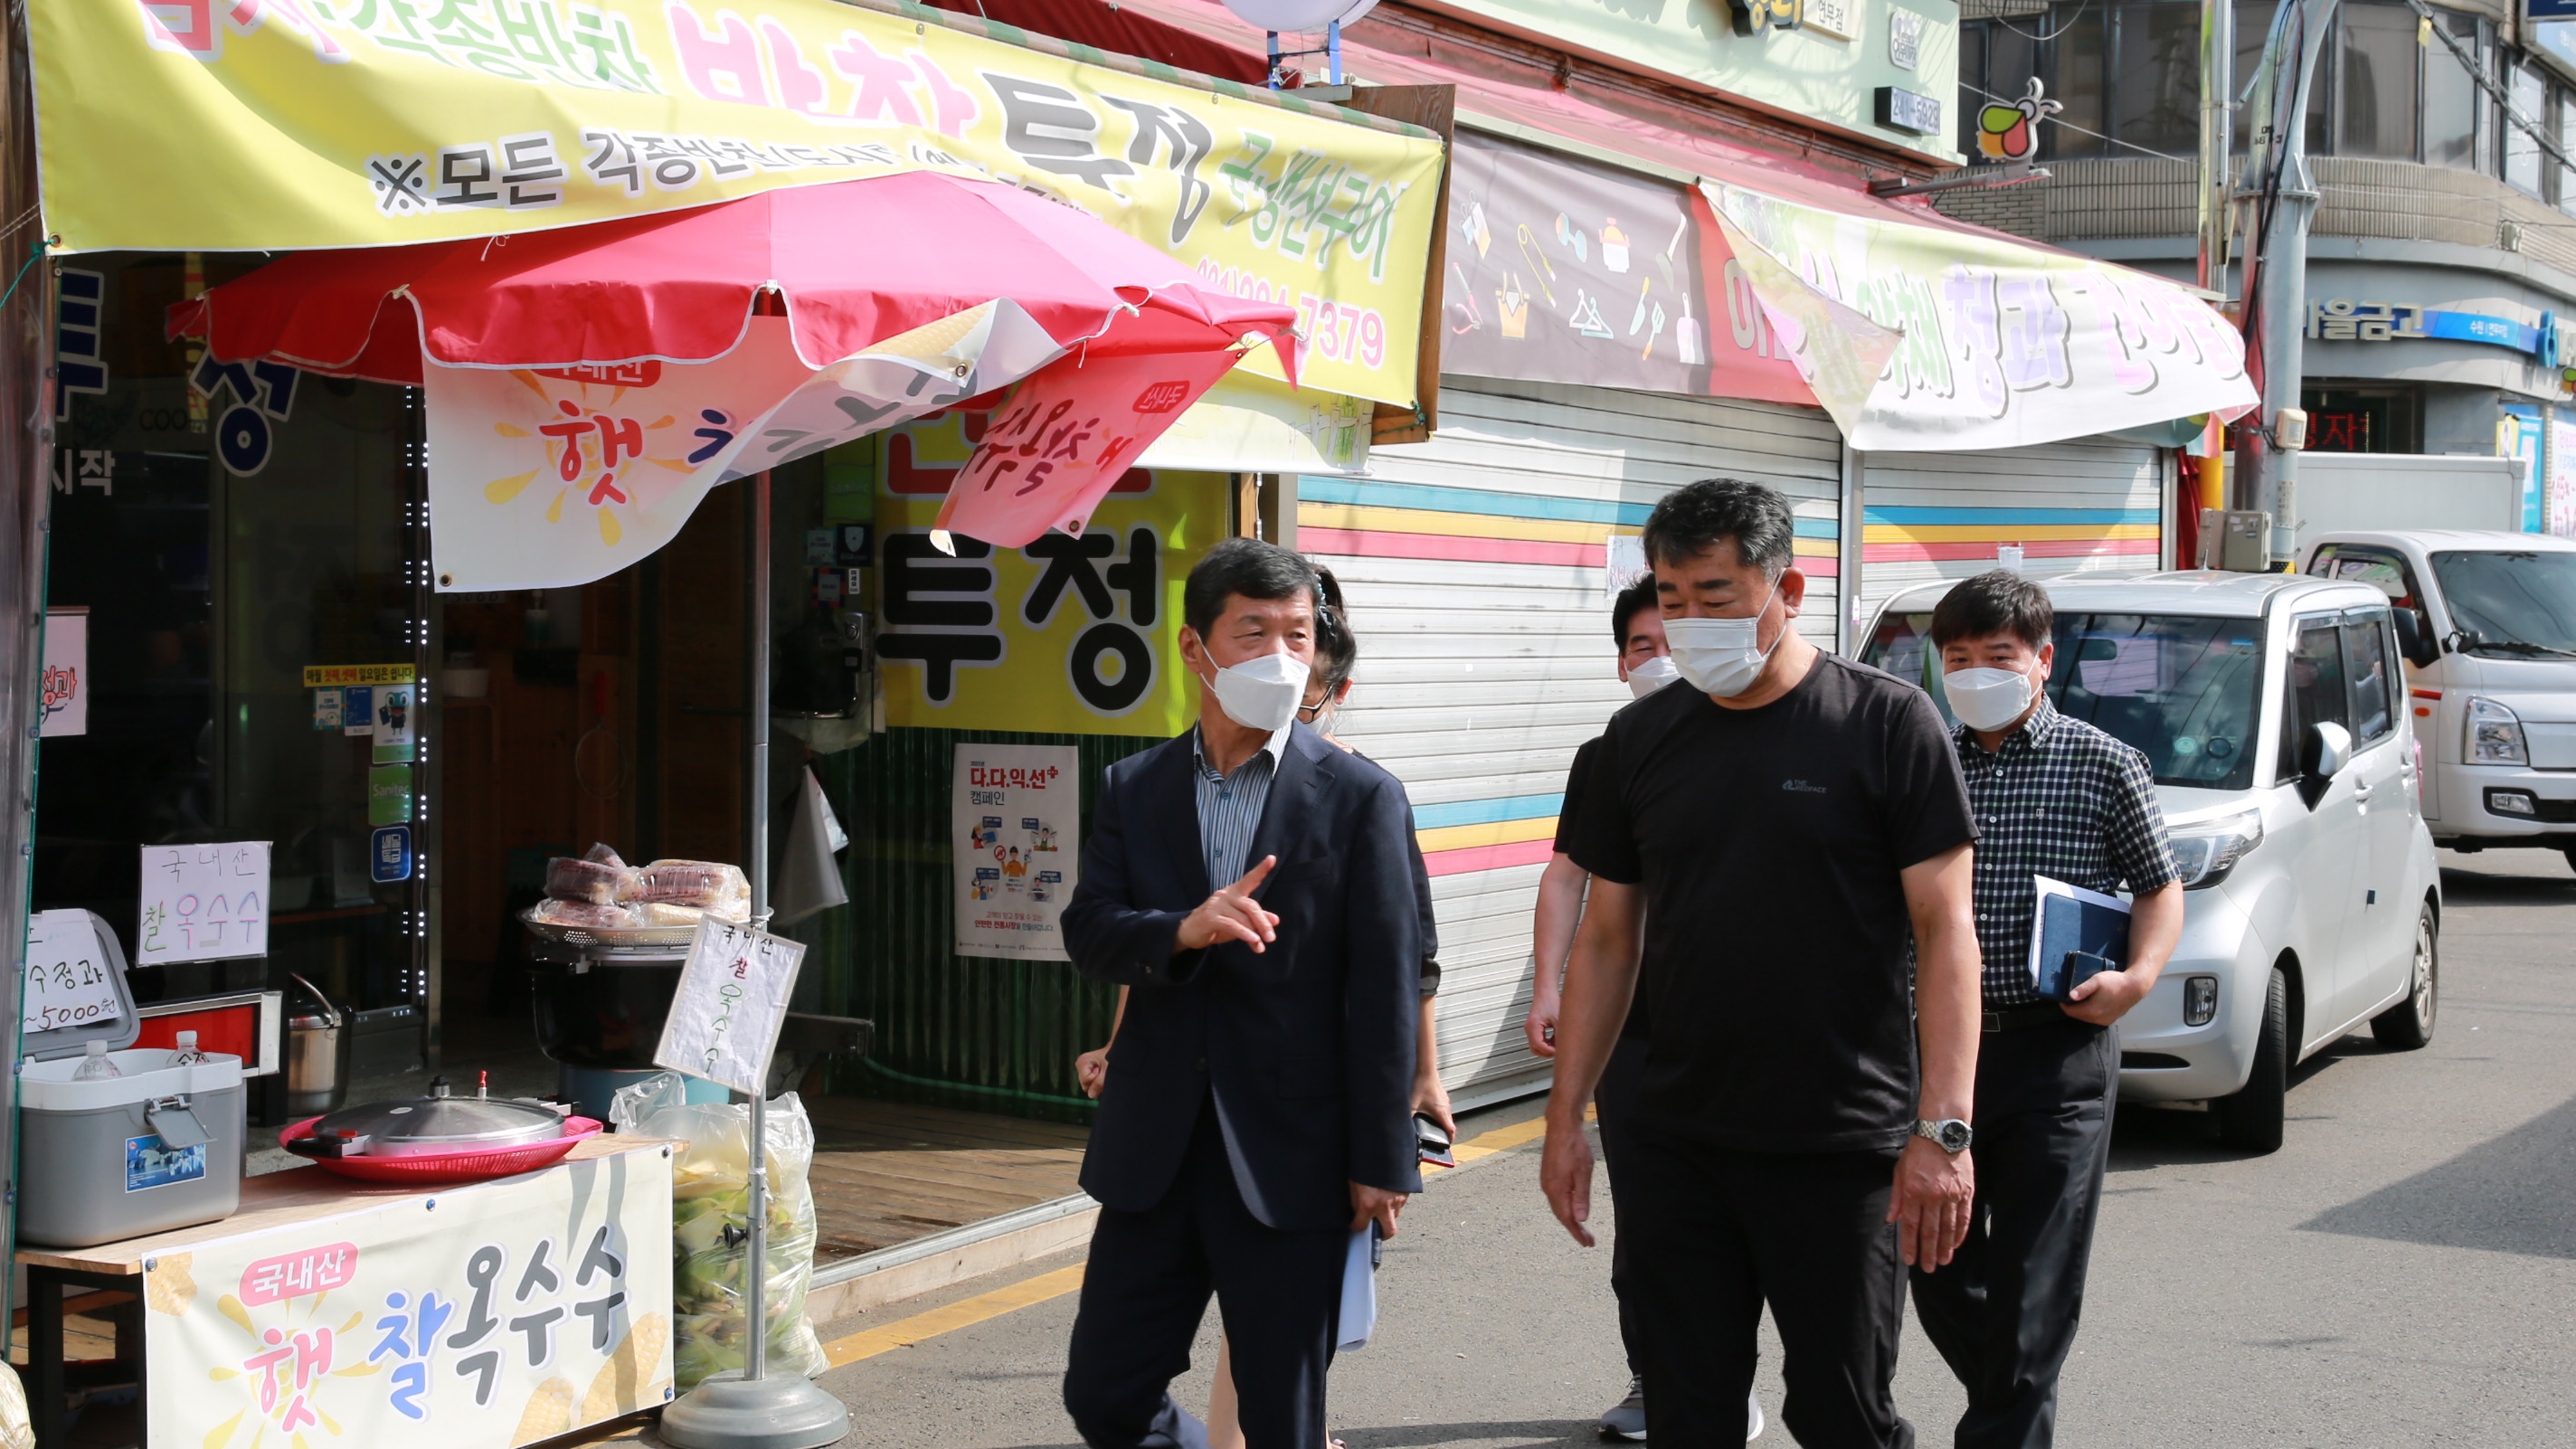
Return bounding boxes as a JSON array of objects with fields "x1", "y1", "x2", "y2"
[{"x1": 659, "y1": 1373, "x2": 851, "y2": 1449}]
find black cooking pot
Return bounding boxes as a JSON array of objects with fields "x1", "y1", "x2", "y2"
[{"x1": 526, "y1": 957, "x2": 685, "y2": 1069}]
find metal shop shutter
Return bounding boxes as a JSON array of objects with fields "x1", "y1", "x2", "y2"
[
  {"x1": 1303, "y1": 377, "x2": 1843, "y2": 1106},
  {"x1": 1854, "y1": 437, "x2": 2174, "y2": 628}
]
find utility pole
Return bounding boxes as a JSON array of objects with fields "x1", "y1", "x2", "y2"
[
  {"x1": 2230, "y1": 0, "x2": 2339, "y2": 568},
  {"x1": 2196, "y1": 0, "x2": 2233, "y2": 299}
]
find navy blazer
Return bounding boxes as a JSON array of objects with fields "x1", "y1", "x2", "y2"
[{"x1": 1064, "y1": 722, "x2": 1425, "y2": 1232}]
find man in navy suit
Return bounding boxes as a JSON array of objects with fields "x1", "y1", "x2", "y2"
[{"x1": 1060, "y1": 537, "x2": 1424, "y2": 1449}]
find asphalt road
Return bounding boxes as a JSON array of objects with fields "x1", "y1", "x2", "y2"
[{"x1": 806, "y1": 848, "x2": 2576, "y2": 1448}]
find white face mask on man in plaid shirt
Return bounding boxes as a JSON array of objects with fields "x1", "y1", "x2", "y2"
[{"x1": 1943, "y1": 664, "x2": 2039, "y2": 731}]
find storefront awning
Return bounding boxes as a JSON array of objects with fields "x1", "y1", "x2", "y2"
[
  {"x1": 173, "y1": 172, "x2": 1297, "y2": 590},
  {"x1": 27, "y1": 0, "x2": 1441, "y2": 411},
  {"x1": 1092, "y1": 0, "x2": 2257, "y2": 451}
]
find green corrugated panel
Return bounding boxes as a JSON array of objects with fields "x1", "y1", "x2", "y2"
[{"x1": 805, "y1": 727, "x2": 1160, "y2": 1122}]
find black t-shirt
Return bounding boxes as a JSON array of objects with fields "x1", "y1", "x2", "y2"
[
  {"x1": 1555, "y1": 737, "x2": 1649, "y2": 1041},
  {"x1": 1563, "y1": 653, "x2": 1977, "y2": 1154}
]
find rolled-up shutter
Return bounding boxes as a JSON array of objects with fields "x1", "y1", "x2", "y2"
[
  {"x1": 1303, "y1": 377, "x2": 1842, "y2": 1106},
  {"x1": 1854, "y1": 438, "x2": 2174, "y2": 623}
]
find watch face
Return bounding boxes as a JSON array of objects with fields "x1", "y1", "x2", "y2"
[{"x1": 1939, "y1": 1121, "x2": 1973, "y2": 1152}]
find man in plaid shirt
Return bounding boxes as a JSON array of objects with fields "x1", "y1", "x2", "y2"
[{"x1": 1914, "y1": 571, "x2": 2185, "y2": 1449}]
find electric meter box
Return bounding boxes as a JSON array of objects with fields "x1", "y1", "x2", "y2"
[{"x1": 15, "y1": 911, "x2": 245, "y2": 1247}]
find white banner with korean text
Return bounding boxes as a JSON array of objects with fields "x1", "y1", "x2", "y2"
[
  {"x1": 145, "y1": 1145, "x2": 675, "y2": 1449},
  {"x1": 1702, "y1": 181, "x2": 2258, "y2": 451}
]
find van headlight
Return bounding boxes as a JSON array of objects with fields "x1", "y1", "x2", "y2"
[
  {"x1": 2168, "y1": 808, "x2": 2264, "y2": 890},
  {"x1": 2467, "y1": 696, "x2": 2529, "y2": 765}
]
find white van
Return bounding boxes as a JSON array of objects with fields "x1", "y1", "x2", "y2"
[
  {"x1": 1861, "y1": 572, "x2": 2441, "y2": 1151},
  {"x1": 2300, "y1": 531, "x2": 2576, "y2": 867}
]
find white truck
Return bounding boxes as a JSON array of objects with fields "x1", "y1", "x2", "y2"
[{"x1": 2301, "y1": 529, "x2": 2576, "y2": 867}]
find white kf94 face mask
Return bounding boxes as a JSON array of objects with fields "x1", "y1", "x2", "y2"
[
  {"x1": 1662, "y1": 578, "x2": 1782, "y2": 698},
  {"x1": 1208, "y1": 650, "x2": 1311, "y2": 733},
  {"x1": 1625, "y1": 654, "x2": 1681, "y2": 699},
  {"x1": 1943, "y1": 665, "x2": 2038, "y2": 731}
]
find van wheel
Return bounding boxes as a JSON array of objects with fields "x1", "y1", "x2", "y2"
[
  {"x1": 2371, "y1": 907, "x2": 2439, "y2": 1050},
  {"x1": 2216, "y1": 967, "x2": 2288, "y2": 1154}
]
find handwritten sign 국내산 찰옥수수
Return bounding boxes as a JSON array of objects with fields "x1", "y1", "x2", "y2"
[
  {"x1": 137, "y1": 841, "x2": 270, "y2": 965},
  {"x1": 22, "y1": 908, "x2": 120, "y2": 1034},
  {"x1": 654, "y1": 918, "x2": 806, "y2": 1097}
]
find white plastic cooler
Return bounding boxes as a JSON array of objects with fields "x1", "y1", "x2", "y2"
[{"x1": 16, "y1": 911, "x2": 245, "y2": 1248}]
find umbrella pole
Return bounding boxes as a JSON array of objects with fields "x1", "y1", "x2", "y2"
[
  {"x1": 661, "y1": 469, "x2": 850, "y2": 1449},
  {"x1": 745, "y1": 467, "x2": 772, "y2": 1387}
]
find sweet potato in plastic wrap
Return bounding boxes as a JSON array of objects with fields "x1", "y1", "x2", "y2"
[
  {"x1": 633, "y1": 860, "x2": 751, "y2": 917},
  {"x1": 610, "y1": 1074, "x2": 826, "y2": 1387}
]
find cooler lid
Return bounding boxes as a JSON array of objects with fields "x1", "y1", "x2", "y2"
[{"x1": 20, "y1": 909, "x2": 141, "y2": 1061}]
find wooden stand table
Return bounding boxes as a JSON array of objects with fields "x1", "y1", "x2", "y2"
[{"x1": 15, "y1": 1138, "x2": 674, "y2": 1449}]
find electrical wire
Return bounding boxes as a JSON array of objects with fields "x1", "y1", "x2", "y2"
[{"x1": 1994, "y1": 0, "x2": 2096, "y2": 45}]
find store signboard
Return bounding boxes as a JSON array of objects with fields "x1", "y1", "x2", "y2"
[
  {"x1": 952, "y1": 744, "x2": 1079, "y2": 961},
  {"x1": 1422, "y1": 0, "x2": 1958, "y2": 158},
  {"x1": 876, "y1": 414, "x2": 1223, "y2": 737},
  {"x1": 27, "y1": 0, "x2": 1443, "y2": 407},
  {"x1": 145, "y1": 1147, "x2": 674, "y2": 1449},
  {"x1": 137, "y1": 841, "x2": 270, "y2": 966}
]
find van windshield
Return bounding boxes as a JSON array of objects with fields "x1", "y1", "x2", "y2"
[
  {"x1": 2429, "y1": 550, "x2": 2576, "y2": 658},
  {"x1": 1861, "y1": 611, "x2": 2266, "y2": 790}
]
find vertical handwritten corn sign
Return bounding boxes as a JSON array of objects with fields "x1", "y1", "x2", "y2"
[{"x1": 654, "y1": 918, "x2": 806, "y2": 1096}]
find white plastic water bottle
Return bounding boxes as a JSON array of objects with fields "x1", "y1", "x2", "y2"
[
  {"x1": 171, "y1": 1030, "x2": 208, "y2": 1065},
  {"x1": 71, "y1": 1040, "x2": 120, "y2": 1080}
]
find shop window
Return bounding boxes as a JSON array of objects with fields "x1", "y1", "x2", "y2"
[
  {"x1": 2560, "y1": 88, "x2": 2576, "y2": 215},
  {"x1": 2299, "y1": 387, "x2": 2421, "y2": 454},
  {"x1": 2506, "y1": 61, "x2": 2546, "y2": 195},
  {"x1": 2048, "y1": 5, "x2": 2109, "y2": 158},
  {"x1": 2339, "y1": 2, "x2": 2419, "y2": 159},
  {"x1": 2111, "y1": 2, "x2": 2202, "y2": 159},
  {"x1": 1957, "y1": 16, "x2": 2040, "y2": 157},
  {"x1": 2422, "y1": 12, "x2": 2483, "y2": 170}
]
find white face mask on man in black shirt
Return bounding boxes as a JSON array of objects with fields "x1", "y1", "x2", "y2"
[{"x1": 1664, "y1": 574, "x2": 1782, "y2": 698}]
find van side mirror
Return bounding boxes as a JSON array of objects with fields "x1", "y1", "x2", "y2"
[
  {"x1": 2295, "y1": 721, "x2": 2353, "y2": 810},
  {"x1": 2391, "y1": 610, "x2": 2440, "y2": 668}
]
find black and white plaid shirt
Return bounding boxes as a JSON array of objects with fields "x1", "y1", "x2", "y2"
[{"x1": 1956, "y1": 698, "x2": 2179, "y2": 1007}]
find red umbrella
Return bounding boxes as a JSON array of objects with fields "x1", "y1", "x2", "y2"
[
  {"x1": 168, "y1": 172, "x2": 1301, "y2": 580},
  {"x1": 169, "y1": 170, "x2": 1296, "y2": 384}
]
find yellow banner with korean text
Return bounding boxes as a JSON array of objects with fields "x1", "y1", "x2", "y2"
[
  {"x1": 27, "y1": 0, "x2": 1441, "y2": 404},
  {"x1": 873, "y1": 412, "x2": 1220, "y2": 736}
]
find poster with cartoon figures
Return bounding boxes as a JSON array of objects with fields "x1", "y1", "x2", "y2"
[
  {"x1": 952, "y1": 744, "x2": 1079, "y2": 961},
  {"x1": 143, "y1": 1143, "x2": 674, "y2": 1449}
]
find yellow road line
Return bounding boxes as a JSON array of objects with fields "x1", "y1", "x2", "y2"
[
  {"x1": 822, "y1": 1264, "x2": 1088, "y2": 1368},
  {"x1": 817, "y1": 1110, "x2": 1562, "y2": 1368}
]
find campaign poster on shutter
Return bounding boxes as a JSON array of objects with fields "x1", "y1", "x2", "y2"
[
  {"x1": 952, "y1": 744, "x2": 1078, "y2": 961},
  {"x1": 875, "y1": 413, "x2": 1226, "y2": 737},
  {"x1": 143, "y1": 1144, "x2": 675, "y2": 1449}
]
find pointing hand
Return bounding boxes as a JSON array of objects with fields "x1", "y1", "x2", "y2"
[{"x1": 1175, "y1": 857, "x2": 1282, "y2": 953}]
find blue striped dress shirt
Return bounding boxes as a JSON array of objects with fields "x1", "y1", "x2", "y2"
[{"x1": 1192, "y1": 722, "x2": 1291, "y2": 890}]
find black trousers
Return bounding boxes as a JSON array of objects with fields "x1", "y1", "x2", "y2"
[
  {"x1": 1063, "y1": 1097, "x2": 1347, "y2": 1449},
  {"x1": 1592, "y1": 1031, "x2": 1650, "y2": 1380},
  {"x1": 1620, "y1": 1138, "x2": 1914, "y2": 1448},
  {"x1": 1908, "y1": 1018, "x2": 2116, "y2": 1449}
]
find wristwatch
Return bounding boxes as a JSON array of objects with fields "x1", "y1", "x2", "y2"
[{"x1": 1914, "y1": 1118, "x2": 1973, "y2": 1153}]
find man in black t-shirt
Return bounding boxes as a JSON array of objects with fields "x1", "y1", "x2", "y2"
[{"x1": 1543, "y1": 478, "x2": 1985, "y2": 1448}]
